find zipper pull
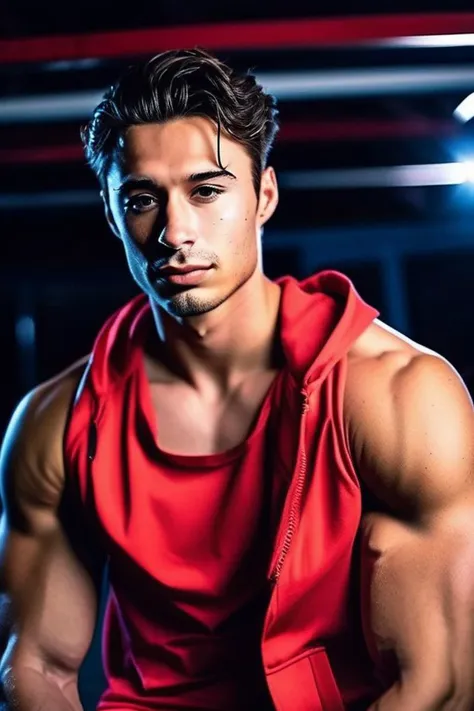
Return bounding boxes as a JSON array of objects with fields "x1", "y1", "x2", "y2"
[
  {"x1": 88, "y1": 420, "x2": 97, "y2": 461},
  {"x1": 301, "y1": 388, "x2": 310, "y2": 413}
]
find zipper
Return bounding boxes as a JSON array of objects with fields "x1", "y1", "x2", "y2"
[
  {"x1": 269, "y1": 388, "x2": 310, "y2": 584},
  {"x1": 87, "y1": 391, "x2": 103, "y2": 462},
  {"x1": 88, "y1": 419, "x2": 98, "y2": 461}
]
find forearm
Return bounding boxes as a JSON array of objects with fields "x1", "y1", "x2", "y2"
[
  {"x1": 362, "y1": 511, "x2": 474, "y2": 711},
  {"x1": 368, "y1": 677, "x2": 455, "y2": 711},
  {"x1": 1, "y1": 664, "x2": 83, "y2": 711}
]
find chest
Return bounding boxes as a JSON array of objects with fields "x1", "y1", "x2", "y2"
[{"x1": 147, "y1": 370, "x2": 279, "y2": 456}]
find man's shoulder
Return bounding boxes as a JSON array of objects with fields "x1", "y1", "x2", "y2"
[
  {"x1": 344, "y1": 318, "x2": 465, "y2": 427},
  {"x1": 0, "y1": 356, "x2": 90, "y2": 506},
  {"x1": 17, "y1": 355, "x2": 90, "y2": 436},
  {"x1": 344, "y1": 320, "x2": 473, "y2": 517},
  {"x1": 348, "y1": 318, "x2": 432, "y2": 366}
]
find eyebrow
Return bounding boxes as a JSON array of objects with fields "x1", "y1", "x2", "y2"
[
  {"x1": 116, "y1": 169, "x2": 237, "y2": 195},
  {"x1": 186, "y1": 169, "x2": 236, "y2": 183}
]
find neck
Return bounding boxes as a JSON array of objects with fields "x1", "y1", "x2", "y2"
[{"x1": 148, "y1": 271, "x2": 282, "y2": 393}]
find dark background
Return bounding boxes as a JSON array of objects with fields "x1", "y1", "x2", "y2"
[{"x1": 2, "y1": 2, "x2": 474, "y2": 707}]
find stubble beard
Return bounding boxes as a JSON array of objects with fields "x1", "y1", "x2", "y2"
[{"x1": 157, "y1": 261, "x2": 258, "y2": 318}]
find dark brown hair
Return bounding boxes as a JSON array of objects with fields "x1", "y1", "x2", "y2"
[{"x1": 81, "y1": 48, "x2": 279, "y2": 195}]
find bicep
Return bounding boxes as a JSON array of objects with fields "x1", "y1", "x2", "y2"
[{"x1": 0, "y1": 511, "x2": 99, "y2": 674}]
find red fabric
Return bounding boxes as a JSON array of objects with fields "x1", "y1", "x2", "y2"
[
  {"x1": 267, "y1": 649, "x2": 345, "y2": 711},
  {"x1": 3, "y1": 14, "x2": 474, "y2": 65},
  {"x1": 65, "y1": 270, "x2": 385, "y2": 710}
]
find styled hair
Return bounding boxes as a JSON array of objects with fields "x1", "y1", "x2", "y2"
[{"x1": 81, "y1": 48, "x2": 280, "y2": 195}]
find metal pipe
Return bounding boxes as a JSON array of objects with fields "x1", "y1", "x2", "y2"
[{"x1": 2, "y1": 66, "x2": 474, "y2": 123}]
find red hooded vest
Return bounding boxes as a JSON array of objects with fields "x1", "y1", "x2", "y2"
[{"x1": 64, "y1": 271, "x2": 387, "y2": 710}]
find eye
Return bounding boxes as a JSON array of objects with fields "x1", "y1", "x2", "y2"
[
  {"x1": 192, "y1": 185, "x2": 224, "y2": 201},
  {"x1": 126, "y1": 194, "x2": 158, "y2": 214}
]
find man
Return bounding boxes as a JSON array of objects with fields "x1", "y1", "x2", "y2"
[{"x1": 0, "y1": 48, "x2": 473, "y2": 711}]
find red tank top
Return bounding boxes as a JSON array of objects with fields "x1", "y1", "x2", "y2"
[
  {"x1": 69, "y1": 307, "x2": 293, "y2": 710},
  {"x1": 106, "y1": 349, "x2": 288, "y2": 709}
]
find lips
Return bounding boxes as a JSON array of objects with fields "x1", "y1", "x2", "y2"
[
  {"x1": 159, "y1": 264, "x2": 211, "y2": 276},
  {"x1": 153, "y1": 263, "x2": 213, "y2": 287}
]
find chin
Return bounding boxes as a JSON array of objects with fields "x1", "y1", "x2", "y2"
[
  {"x1": 166, "y1": 291, "x2": 224, "y2": 317},
  {"x1": 145, "y1": 281, "x2": 221, "y2": 317}
]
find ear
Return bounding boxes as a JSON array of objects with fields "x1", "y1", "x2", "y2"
[
  {"x1": 101, "y1": 187, "x2": 121, "y2": 239},
  {"x1": 257, "y1": 166, "x2": 279, "y2": 227}
]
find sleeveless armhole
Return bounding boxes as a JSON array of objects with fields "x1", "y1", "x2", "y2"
[
  {"x1": 60, "y1": 356, "x2": 106, "y2": 582},
  {"x1": 332, "y1": 355, "x2": 361, "y2": 491}
]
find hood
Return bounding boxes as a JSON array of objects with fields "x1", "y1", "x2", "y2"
[
  {"x1": 276, "y1": 270, "x2": 379, "y2": 385},
  {"x1": 87, "y1": 293, "x2": 149, "y2": 398},
  {"x1": 87, "y1": 270, "x2": 379, "y2": 398}
]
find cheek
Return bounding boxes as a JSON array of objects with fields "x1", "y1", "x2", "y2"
[
  {"x1": 226, "y1": 215, "x2": 259, "y2": 272},
  {"x1": 114, "y1": 217, "x2": 148, "y2": 270},
  {"x1": 123, "y1": 240, "x2": 147, "y2": 278},
  {"x1": 125, "y1": 215, "x2": 156, "y2": 247},
  {"x1": 211, "y1": 193, "x2": 257, "y2": 237},
  {"x1": 213, "y1": 189, "x2": 256, "y2": 227}
]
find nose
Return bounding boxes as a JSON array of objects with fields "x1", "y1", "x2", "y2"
[{"x1": 157, "y1": 195, "x2": 196, "y2": 251}]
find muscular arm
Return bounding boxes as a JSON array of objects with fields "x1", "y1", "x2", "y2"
[
  {"x1": 347, "y1": 346, "x2": 474, "y2": 710},
  {"x1": 0, "y1": 360, "x2": 102, "y2": 711}
]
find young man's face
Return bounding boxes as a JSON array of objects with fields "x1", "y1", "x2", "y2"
[{"x1": 104, "y1": 116, "x2": 278, "y2": 318}]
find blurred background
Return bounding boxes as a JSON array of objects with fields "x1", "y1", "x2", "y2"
[{"x1": 2, "y1": 0, "x2": 474, "y2": 706}]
